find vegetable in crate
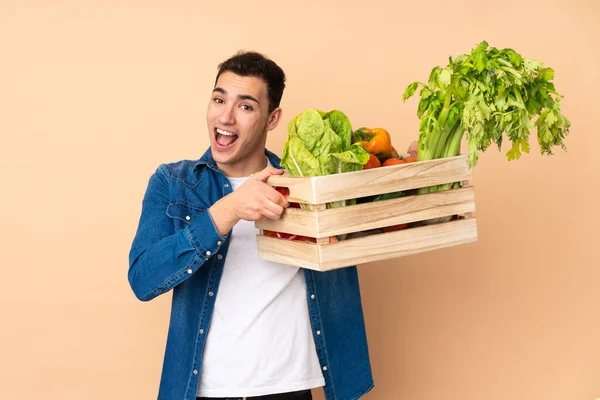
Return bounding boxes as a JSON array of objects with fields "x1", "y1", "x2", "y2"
[
  {"x1": 278, "y1": 109, "x2": 370, "y2": 241},
  {"x1": 280, "y1": 108, "x2": 370, "y2": 209},
  {"x1": 352, "y1": 127, "x2": 393, "y2": 162},
  {"x1": 403, "y1": 41, "x2": 571, "y2": 194},
  {"x1": 363, "y1": 153, "x2": 381, "y2": 169}
]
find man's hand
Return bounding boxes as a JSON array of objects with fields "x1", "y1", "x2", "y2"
[
  {"x1": 209, "y1": 166, "x2": 289, "y2": 236},
  {"x1": 232, "y1": 166, "x2": 290, "y2": 221},
  {"x1": 407, "y1": 140, "x2": 418, "y2": 159}
]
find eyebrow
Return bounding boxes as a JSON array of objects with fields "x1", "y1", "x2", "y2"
[{"x1": 213, "y1": 87, "x2": 260, "y2": 105}]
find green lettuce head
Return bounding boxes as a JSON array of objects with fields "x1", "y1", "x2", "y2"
[{"x1": 281, "y1": 108, "x2": 369, "y2": 177}]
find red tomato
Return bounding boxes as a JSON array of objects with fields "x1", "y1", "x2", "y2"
[
  {"x1": 382, "y1": 158, "x2": 406, "y2": 167},
  {"x1": 363, "y1": 153, "x2": 381, "y2": 169}
]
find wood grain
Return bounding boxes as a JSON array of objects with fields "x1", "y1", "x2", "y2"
[
  {"x1": 256, "y1": 218, "x2": 478, "y2": 271},
  {"x1": 255, "y1": 235, "x2": 322, "y2": 270},
  {"x1": 319, "y1": 217, "x2": 478, "y2": 270},
  {"x1": 255, "y1": 186, "x2": 476, "y2": 237},
  {"x1": 266, "y1": 155, "x2": 471, "y2": 204}
]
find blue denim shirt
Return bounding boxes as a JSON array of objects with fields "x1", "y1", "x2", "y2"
[{"x1": 128, "y1": 148, "x2": 374, "y2": 400}]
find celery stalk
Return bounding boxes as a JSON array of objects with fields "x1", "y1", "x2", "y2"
[{"x1": 402, "y1": 41, "x2": 570, "y2": 195}]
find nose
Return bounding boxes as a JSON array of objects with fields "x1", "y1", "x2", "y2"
[{"x1": 218, "y1": 104, "x2": 235, "y2": 125}]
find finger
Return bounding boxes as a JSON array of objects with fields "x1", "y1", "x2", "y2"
[
  {"x1": 279, "y1": 194, "x2": 290, "y2": 208},
  {"x1": 262, "y1": 199, "x2": 285, "y2": 219},
  {"x1": 266, "y1": 187, "x2": 289, "y2": 208},
  {"x1": 269, "y1": 166, "x2": 284, "y2": 175},
  {"x1": 260, "y1": 206, "x2": 283, "y2": 221},
  {"x1": 252, "y1": 166, "x2": 284, "y2": 182},
  {"x1": 250, "y1": 167, "x2": 270, "y2": 181}
]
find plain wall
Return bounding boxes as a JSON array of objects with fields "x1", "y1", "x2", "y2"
[{"x1": 1, "y1": 1, "x2": 599, "y2": 399}]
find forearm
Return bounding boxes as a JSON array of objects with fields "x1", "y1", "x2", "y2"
[
  {"x1": 128, "y1": 210, "x2": 225, "y2": 301},
  {"x1": 128, "y1": 229, "x2": 202, "y2": 301}
]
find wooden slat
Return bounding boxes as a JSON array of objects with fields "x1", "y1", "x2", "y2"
[
  {"x1": 256, "y1": 235, "x2": 322, "y2": 270},
  {"x1": 256, "y1": 218, "x2": 478, "y2": 271},
  {"x1": 255, "y1": 186, "x2": 476, "y2": 238},
  {"x1": 264, "y1": 174, "x2": 318, "y2": 204},
  {"x1": 255, "y1": 208, "x2": 318, "y2": 237},
  {"x1": 312, "y1": 155, "x2": 471, "y2": 203},
  {"x1": 316, "y1": 186, "x2": 475, "y2": 237},
  {"x1": 266, "y1": 155, "x2": 471, "y2": 205},
  {"x1": 318, "y1": 218, "x2": 478, "y2": 270}
]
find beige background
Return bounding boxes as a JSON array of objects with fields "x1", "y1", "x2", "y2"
[{"x1": 1, "y1": 1, "x2": 599, "y2": 399}]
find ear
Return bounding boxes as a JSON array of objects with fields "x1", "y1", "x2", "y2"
[{"x1": 266, "y1": 107, "x2": 282, "y2": 132}]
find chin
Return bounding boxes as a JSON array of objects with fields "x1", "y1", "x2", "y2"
[{"x1": 210, "y1": 145, "x2": 237, "y2": 165}]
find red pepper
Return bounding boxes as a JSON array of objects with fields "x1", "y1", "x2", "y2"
[
  {"x1": 262, "y1": 229, "x2": 317, "y2": 243},
  {"x1": 274, "y1": 186, "x2": 300, "y2": 208}
]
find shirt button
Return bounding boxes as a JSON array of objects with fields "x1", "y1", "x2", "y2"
[
  {"x1": 224, "y1": 183, "x2": 229, "y2": 188},
  {"x1": 322, "y1": 366, "x2": 328, "y2": 371},
  {"x1": 217, "y1": 254, "x2": 223, "y2": 260},
  {"x1": 205, "y1": 250, "x2": 211, "y2": 256},
  {"x1": 185, "y1": 215, "x2": 191, "y2": 221},
  {"x1": 316, "y1": 330, "x2": 321, "y2": 335},
  {"x1": 193, "y1": 370, "x2": 198, "y2": 375},
  {"x1": 217, "y1": 241, "x2": 222, "y2": 246},
  {"x1": 208, "y1": 291, "x2": 214, "y2": 296},
  {"x1": 199, "y1": 329, "x2": 204, "y2": 334},
  {"x1": 310, "y1": 294, "x2": 315, "y2": 299},
  {"x1": 187, "y1": 269, "x2": 193, "y2": 274}
]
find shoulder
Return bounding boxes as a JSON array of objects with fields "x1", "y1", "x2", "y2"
[
  {"x1": 159, "y1": 159, "x2": 198, "y2": 176},
  {"x1": 154, "y1": 158, "x2": 207, "y2": 188}
]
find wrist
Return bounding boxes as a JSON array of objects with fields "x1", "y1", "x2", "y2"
[{"x1": 209, "y1": 195, "x2": 239, "y2": 236}]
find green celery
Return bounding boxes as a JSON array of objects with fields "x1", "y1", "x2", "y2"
[{"x1": 403, "y1": 41, "x2": 571, "y2": 195}]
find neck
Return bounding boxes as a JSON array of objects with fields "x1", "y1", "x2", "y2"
[{"x1": 217, "y1": 154, "x2": 269, "y2": 178}]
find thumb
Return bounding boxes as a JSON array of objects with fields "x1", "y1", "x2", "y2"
[{"x1": 251, "y1": 166, "x2": 284, "y2": 182}]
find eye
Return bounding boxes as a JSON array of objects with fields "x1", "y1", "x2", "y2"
[
  {"x1": 213, "y1": 97, "x2": 224, "y2": 104},
  {"x1": 240, "y1": 104, "x2": 253, "y2": 111}
]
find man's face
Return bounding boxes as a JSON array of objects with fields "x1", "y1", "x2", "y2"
[{"x1": 206, "y1": 71, "x2": 280, "y2": 177}]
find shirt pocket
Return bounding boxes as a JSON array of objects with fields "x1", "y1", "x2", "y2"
[{"x1": 166, "y1": 202, "x2": 206, "y2": 230}]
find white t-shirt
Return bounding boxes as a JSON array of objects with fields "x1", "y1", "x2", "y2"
[{"x1": 197, "y1": 173, "x2": 325, "y2": 398}]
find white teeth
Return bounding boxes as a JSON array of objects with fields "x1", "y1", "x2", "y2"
[{"x1": 216, "y1": 128, "x2": 237, "y2": 136}]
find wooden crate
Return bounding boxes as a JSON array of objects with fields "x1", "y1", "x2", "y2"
[{"x1": 255, "y1": 155, "x2": 478, "y2": 271}]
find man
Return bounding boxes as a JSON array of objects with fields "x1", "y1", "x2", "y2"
[{"x1": 128, "y1": 51, "x2": 374, "y2": 400}]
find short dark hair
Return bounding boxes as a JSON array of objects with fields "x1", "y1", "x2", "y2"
[{"x1": 215, "y1": 51, "x2": 286, "y2": 113}]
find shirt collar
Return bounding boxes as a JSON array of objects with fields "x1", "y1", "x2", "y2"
[{"x1": 193, "y1": 147, "x2": 282, "y2": 171}]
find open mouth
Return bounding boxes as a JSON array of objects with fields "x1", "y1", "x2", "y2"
[{"x1": 214, "y1": 127, "x2": 239, "y2": 150}]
